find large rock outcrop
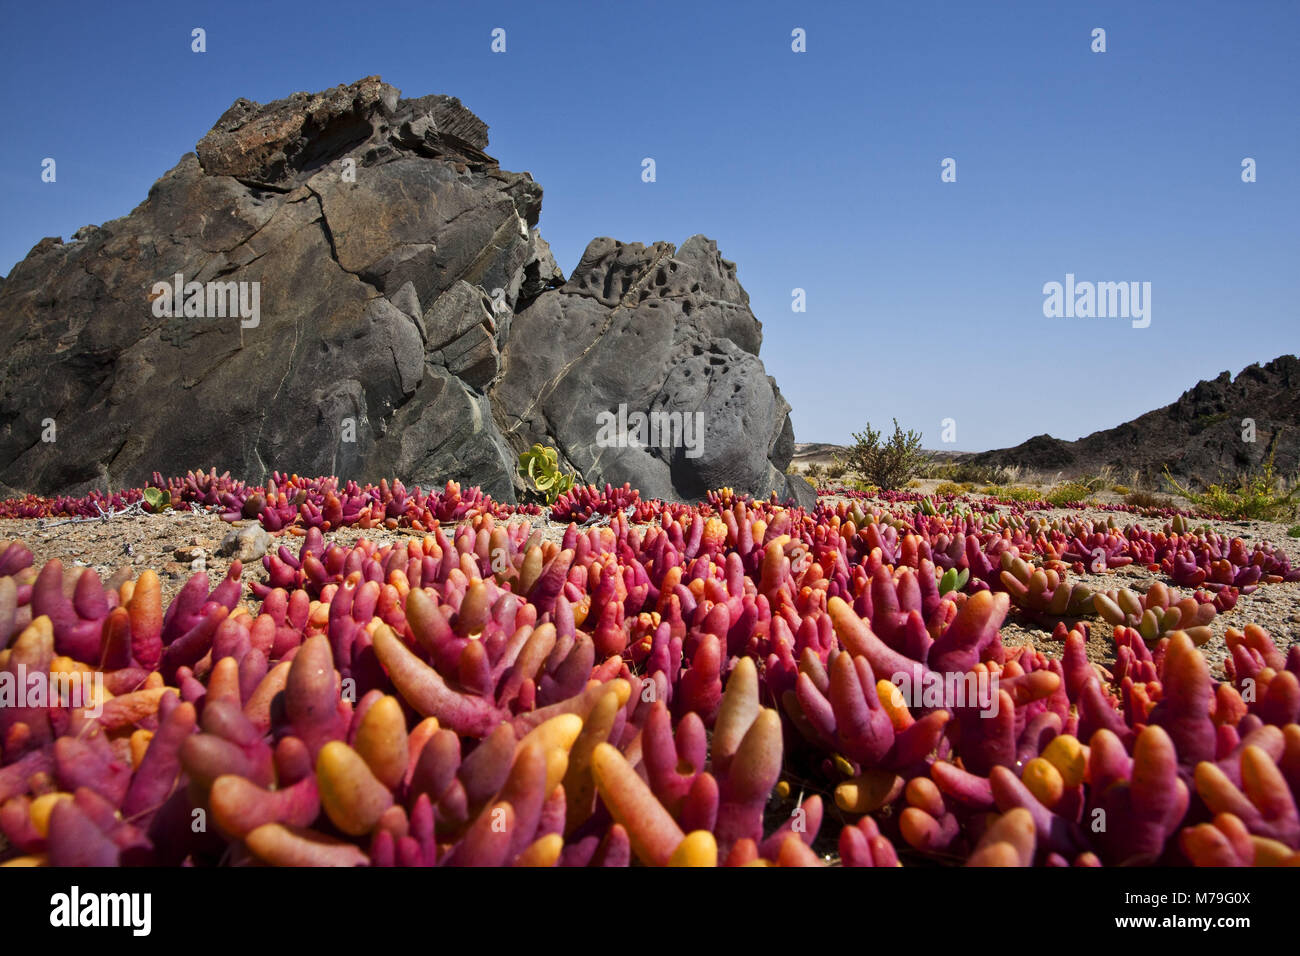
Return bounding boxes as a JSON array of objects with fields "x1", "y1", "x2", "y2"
[
  {"x1": 0, "y1": 77, "x2": 811, "y2": 506},
  {"x1": 492, "y1": 236, "x2": 803, "y2": 502},
  {"x1": 970, "y1": 355, "x2": 1300, "y2": 487}
]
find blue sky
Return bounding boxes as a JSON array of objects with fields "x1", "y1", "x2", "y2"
[{"x1": 2, "y1": 0, "x2": 1296, "y2": 452}]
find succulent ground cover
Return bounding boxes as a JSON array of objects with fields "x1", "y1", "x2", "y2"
[{"x1": 1, "y1": 476, "x2": 1298, "y2": 867}]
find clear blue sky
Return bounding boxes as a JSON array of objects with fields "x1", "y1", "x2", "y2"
[{"x1": 2, "y1": 1, "x2": 1296, "y2": 452}]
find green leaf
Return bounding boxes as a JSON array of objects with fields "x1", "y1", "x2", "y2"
[{"x1": 143, "y1": 487, "x2": 171, "y2": 514}]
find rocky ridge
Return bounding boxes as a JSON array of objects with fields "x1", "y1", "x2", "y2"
[{"x1": 971, "y1": 355, "x2": 1300, "y2": 487}]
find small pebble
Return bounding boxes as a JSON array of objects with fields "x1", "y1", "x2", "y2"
[{"x1": 217, "y1": 524, "x2": 272, "y2": 562}]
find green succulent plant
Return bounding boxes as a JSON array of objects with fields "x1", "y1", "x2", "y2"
[
  {"x1": 518, "y1": 443, "x2": 576, "y2": 505},
  {"x1": 937, "y1": 566, "x2": 970, "y2": 596},
  {"x1": 142, "y1": 487, "x2": 172, "y2": 513}
]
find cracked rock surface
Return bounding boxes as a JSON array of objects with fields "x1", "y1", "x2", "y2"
[{"x1": 0, "y1": 76, "x2": 811, "y2": 507}]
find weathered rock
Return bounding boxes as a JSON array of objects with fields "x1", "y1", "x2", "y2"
[
  {"x1": 0, "y1": 77, "x2": 807, "y2": 506},
  {"x1": 492, "y1": 236, "x2": 812, "y2": 505}
]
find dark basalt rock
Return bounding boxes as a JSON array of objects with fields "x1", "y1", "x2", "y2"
[
  {"x1": 0, "y1": 77, "x2": 810, "y2": 507},
  {"x1": 492, "y1": 236, "x2": 810, "y2": 505}
]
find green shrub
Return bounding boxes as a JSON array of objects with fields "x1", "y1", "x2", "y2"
[
  {"x1": 1111, "y1": 484, "x2": 1131, "y2": 496},
  {"x1": 918, "y1": 461, "x2": 956, "y2": 480},
  {"x1": 926, "y1": 460, "x2": 1018, "y2": 485},
  {"x1": 1288, "y1": 525, "x2": 1300, "y2": 538},
  {"x1": 934, "y1": 481, "x2": 972, "y2": 496},
  {"x1": 1162, "y1": 453, "x2": 1300, "y2": 521},
  {"x1": 1045, "y1": 482, "x2": 1094, "y2": 506},
  {"x1": 980, "y1": 485, "x2": 1042, "y2": 502},
  {"x1": 834, "y1": 419, "x2": 933, "y2": 491},
  {"x1": 845, "y1": 479, "x2": 880, "y2": 496}
]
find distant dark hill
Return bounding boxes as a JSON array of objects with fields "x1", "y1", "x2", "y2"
[{"x1": 970, "y1": 355, "x2": 1300, "y2": 487}]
